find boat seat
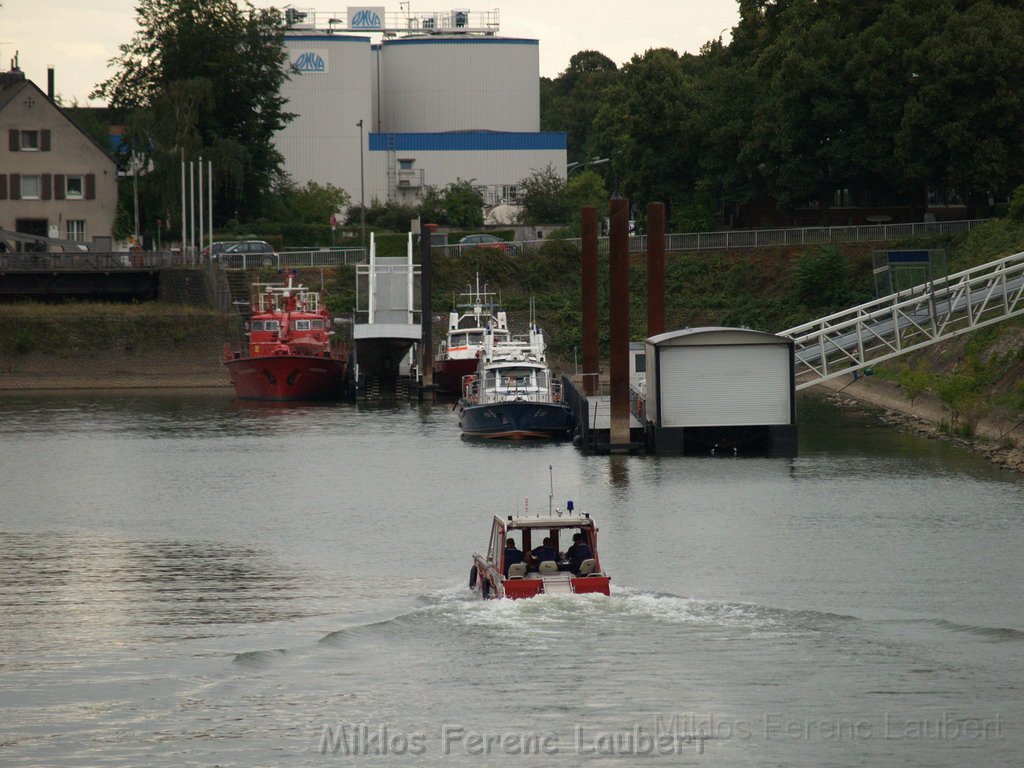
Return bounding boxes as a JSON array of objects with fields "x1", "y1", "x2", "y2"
[
  {"x1": 538, "y1": 560, "x2": 559, "y2": 575},
  {"x1": 506, "y1": 563, "x2": 527, "y2": 579},
  {"x1": 577, "y1": 558, "x2": 596, "y2": 576}
]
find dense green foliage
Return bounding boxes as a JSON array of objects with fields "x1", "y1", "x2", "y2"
[
  {"x1": 420, "y1": 180, "x2": 486, "y2": 228},
  {"x1": 542, "y1": 0, "x2": 1024, "y2": 223},
  {"x1": 518, "y1": 166, "x2": 609, "y2": 228},
  {"x1": 93, "y1": 0, "x2": 292, "y2": 231}
]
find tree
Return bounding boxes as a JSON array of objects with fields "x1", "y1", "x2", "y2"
[
  {"x1": 592, "y1": 48, "x2": 700, "y2": 210},
  {"x1": 419, "y1": 180, "x2": 484, "y2": 228},
  {"x1": 92, "y1": 0, "x2": 292, "y2": 226},
  {"x1": 541, "y1": 51, "x2": 620, "y2": 166},
  {"x1": 281, "y1": 181, "x2": 350, "y2": 225},
  {"x1": 518, "y1": 165, "x2": 573, "y2": 225}
]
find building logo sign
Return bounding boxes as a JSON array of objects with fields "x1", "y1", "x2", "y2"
[
  {"x1": 349, "y1": 6, "x2": 385, "y2": 30},
  {"x1": 292, "y1": 50, "x2": 327, "y2": 73}
]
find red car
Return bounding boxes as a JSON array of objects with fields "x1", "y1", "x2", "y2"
[{"x1": 458, "y1": 233, "x2": 514, "y2": 253}]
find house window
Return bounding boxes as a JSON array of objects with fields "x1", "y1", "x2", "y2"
[
  {"x1": 66, "y1": 175, "x2": 84, "y2": 199},
  {"x1": 501, "y1": 185, "x2": 519, "y2": 201},
  {"x1": 66, "y1": 220, "x2": 86, "y2": 241},
  {"x1": 19, "y1": 130, "x2": 39, "y2": 150},
  {"x1": 398, "y1": 159, "x2": 415, "y2": 170},
  {"x1": 20, "y1": 175, "x2": 41, "y2": 199}
]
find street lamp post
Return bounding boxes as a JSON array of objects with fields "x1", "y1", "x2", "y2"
[
  {"x1": 357, "y1": 119, "x2": 366, "y2": 249},
  {"x1": 566, "y1": 157, "x2": 610, "y2": 176}
]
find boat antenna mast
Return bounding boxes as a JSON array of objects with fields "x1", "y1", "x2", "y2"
[{"x1": 548, "y1": 464, "x2": 553, "y2": 516}]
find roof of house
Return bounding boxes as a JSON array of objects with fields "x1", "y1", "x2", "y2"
[{"x1": 0, "y1": 70, "x2": 116, "y2": 163}]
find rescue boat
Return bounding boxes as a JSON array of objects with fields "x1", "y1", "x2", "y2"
[
  {"x1": 433, "y1": 275, "x2": 510, "y2": 395},
  {"x1": 223, "y1": 274, "x2": 348, "y2": 401},
  {"x1": 470, "y1": 502, "x2": 611, "y2": 599},
  {"x1": 458, "y1": 323, "x2": 575, "y2": 439}
]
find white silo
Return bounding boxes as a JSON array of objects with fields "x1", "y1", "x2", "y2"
[
  {"x1": 275, "y1": 33, "x2": 374, "y2": 199},
  {"x1": 378, "y1": 37, "x2": 540, "y2": 133}
]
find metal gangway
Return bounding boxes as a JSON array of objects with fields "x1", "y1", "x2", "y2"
[
  {"x1": 779, "y1": 250, "x2": 1024, "y2": 390},
  {"x1": 352, "y1": 232, "x2": 422, "y2": 399}
]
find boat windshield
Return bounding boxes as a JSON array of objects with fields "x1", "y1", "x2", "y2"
[
  {"x1": 489, "y1": 366, "x2": 546, "y2": 388},
  {"x1": 450, "y1": 330, "x2": 487, "y2": 347}
]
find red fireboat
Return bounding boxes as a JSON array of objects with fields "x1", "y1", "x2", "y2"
[{"x1": 223, "y1": 274, "x2": 348, "y2": 401}]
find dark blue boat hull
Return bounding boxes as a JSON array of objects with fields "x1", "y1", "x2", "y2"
[{"x1": 460, "y1": 401, "x2": 576, "y2": 439}]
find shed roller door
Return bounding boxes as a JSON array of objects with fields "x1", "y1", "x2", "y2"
[{"x1": 659, "y1": 345, "x2": 791, "y2": 427}]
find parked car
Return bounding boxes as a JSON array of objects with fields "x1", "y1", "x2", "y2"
[
  {"x1": 220, "y1": 240, "x2": 277, "y2": 266},
  {"x1": 202, "y1": 241, "x2": 234, "y2": 259},
  {"x1": 458, "y1": 233, "x2": 515, "y2": 253}
]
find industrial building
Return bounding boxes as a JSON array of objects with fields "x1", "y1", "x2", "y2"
[{"x1": 274, "y1": 8, "x2": 566, "y2": 211}]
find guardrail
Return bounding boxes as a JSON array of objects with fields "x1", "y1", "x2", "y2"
[
  {"x1": 432, "y1": 219, "x2": 989, "y2": 258},
  {"x1": 217, "y1": 248, "x2": 367, "y2": 270}
]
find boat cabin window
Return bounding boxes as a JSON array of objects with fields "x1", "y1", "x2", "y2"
[
  {"x1": 493, "y1": 366, "x2": 543, "y2": 387},
  {"x1": 250, "y1": 320, "x2": 264, "y2": 332},
  {"x1": 294, "y1": 320, "x2": 311, "y2": 331},
  {"x1": 467, "y1": 331, "x2": 484, "y2": 344},
  {"x1": 263, "y1": 320, "x2": 280, "y2": 332},
  {"x1": 450, "y1": 333, "x2": 468, "y2": 347},
  {"x1": 311, "y1": 319, "x2": 325, "y2": 330}
]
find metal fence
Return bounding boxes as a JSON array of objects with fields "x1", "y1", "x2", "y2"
[
  {"x1": 432, "y1": 219, "x2": 989, "y2": 258},
  {"x1": 0, "y1": 251, "x2": 184, "y2": 269},
  {"x1": 216, "y1": 247, "x2": 367, "y2": 270}
]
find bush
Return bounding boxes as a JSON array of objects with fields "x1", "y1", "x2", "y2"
[{"x1": 792, "y1": 245, "x2": 850, "y2": 308}]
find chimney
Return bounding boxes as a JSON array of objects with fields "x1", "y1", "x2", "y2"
[{"x1": 47, "y1": 67, "x2": 55, "y2": 100}]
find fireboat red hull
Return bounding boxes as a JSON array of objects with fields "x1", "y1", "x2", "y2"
[
  {"x1": 224, "y1": 355, "x2": 346, "y2": 401},
  {"x1": 434, "y1": 357, "x2": 478, "y2": 395}
]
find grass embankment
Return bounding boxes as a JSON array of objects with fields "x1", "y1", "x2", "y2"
[
  {"x1": 0, "y1": 302, "x2": 231, "y2": 358},
  {"x1": 868, "y1": 219, "x2": 1024, "y2": 441}
]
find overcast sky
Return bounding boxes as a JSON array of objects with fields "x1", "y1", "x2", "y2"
[{"x1": 0, "y1": 1, "x2": 739, "y2": 105}]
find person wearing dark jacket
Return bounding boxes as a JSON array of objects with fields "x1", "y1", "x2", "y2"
[{"x1": 503, "y1": 538, "x2": 525, "y2": 576}]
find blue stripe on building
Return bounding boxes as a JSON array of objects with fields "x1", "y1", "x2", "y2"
[{"x1": 369, "y1": 132, "x2": 566, "y2": 152}]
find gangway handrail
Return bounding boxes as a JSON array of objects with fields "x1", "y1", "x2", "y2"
[
  {"x1": 778, "y1": 249, "x2": 1024, "y2": 388},
  {"x1": 781, "y1": 250, "x2": 1024, "y2": 337}
]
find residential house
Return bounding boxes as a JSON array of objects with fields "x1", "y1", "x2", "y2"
[{"x1": 0, "y1": 68, "x2": 118, "y2": 248}]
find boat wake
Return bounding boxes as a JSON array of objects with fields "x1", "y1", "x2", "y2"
[
  {"x1": 316, "y1": 585, "x2": 858, "y2": 647},
  {"x1": 897, "y1": 618, "x2": 1024, "y2": 642},
  {"x1": 231, "y1": 648, "x2": 288, "y2": 667}
]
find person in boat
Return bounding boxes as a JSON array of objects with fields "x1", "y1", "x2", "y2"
[
  {"x1": 503, "y1": 538, "x2": 525, "y2": 577},
  {"x1": 565, "y1": 532, "x2": 593, "y2": 575},
  {"x1": 529, "y1": 537, "x2": 558, "y2": 569}
]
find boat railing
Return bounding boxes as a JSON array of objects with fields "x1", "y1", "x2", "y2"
[
  {"x1": 463, "y1": 376, "x2": 563, "y2": 405},
  {"x1": 251, "y1": 282, "x2": 322, "y2": 313}
]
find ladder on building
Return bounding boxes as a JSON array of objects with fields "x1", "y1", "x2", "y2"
[
  {"x1": 778, "y1": 250, "x2": 1024, "y2": 390},
  {"x1": 386, "y1": 133, "x2": 397, "y2": 201}
]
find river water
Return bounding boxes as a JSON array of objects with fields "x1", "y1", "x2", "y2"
[{"x1": 0, "y1": 391, "x2": 1020, "y2": 766}]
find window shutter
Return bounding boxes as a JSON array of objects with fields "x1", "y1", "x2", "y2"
[
  {"x1": 41, "y1": 174, "x2": 52, "y2": 200},
  {"x1": 85, "y1": 174, "x2": 96, "y2": 200},
  {"x1": 54, "y1": 174, "x2": 65, "y2": 200},
  {"x1": 0, "y1": 175, "x2": 6, "y2": 200},
  {"x1": 10, "y1": 174, "x2": 20, "y2": 199},
  {"x1": 9, "y1": 129, "x2": 18, "y2": 151},
  {"x1": 41, "y1": 130, "x2": 51, "y2": 151}
]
